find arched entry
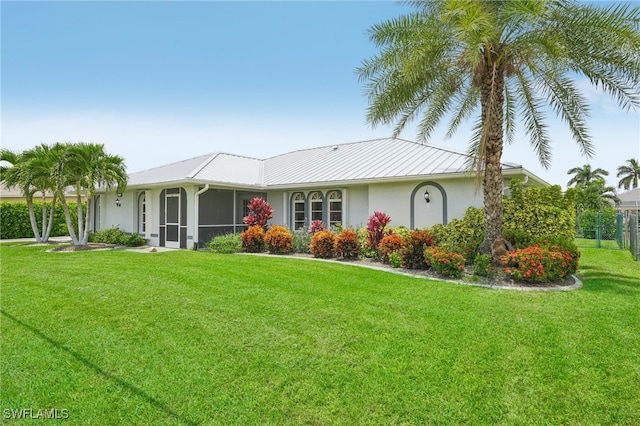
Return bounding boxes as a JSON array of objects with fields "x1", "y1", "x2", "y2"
[{"x1": 410, "y1": 181, "x2": 448, "y2": 229}]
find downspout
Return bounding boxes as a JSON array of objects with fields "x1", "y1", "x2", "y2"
[{"x1": 194, "y1": 184, "x2": 210, "y2": 249}]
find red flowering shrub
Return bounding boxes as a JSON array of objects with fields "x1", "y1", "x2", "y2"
[
  {"x1": 400, "y1": 229, "x2": 436, "y2": 269},
  {"x1": 309, "y1": 219, "x2": 325, "y2": 234},
  {"x1": 243, "y1": 197, "x2": 273, "y2": 230},
  {"x1": 424, "y1": 246, "x2": 466, "y2": 278},
  {"x1": 378, "y1": 234, "x2": 403, "y2": 264},
  {"x1": 264, "y1": 225, "x2": 293, "y2": 255},
  {"x1": 241, "y1": 225, "x2": 265, "y2": 253},
  {"x1": 334, "y1": 229, "x2": 360, "y2": 259},
  {"x1": 501, "y1": 244, "x2": 579, "y2": 282},
  {"x1": 309, "y1": 230, "x2": 335, "y2": 258},
  {"x1": 366, "y1": 211, "x2": 392, "y2": 254}
]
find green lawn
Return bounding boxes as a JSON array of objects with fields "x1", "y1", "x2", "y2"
[{"x1": 1, "y1": 244, "x2": 639, "y2": 425}]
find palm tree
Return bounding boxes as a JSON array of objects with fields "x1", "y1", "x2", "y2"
[
  {"x1": 0, "y1": 147, "x2": 59, "y2": 242},
  {"x1": 357, "y1": 0, "x2": 640, "y2": 255},
  {"x1": 56, "y1": 142, "x2": 127, "y2": 246},
  {"x1": 567, "y1": 164, "x2": 609, "y2": 188},
  {"x1": 616, "y1": 158, "x2": 640, "y2": 190},
  {"x1": 576, "y1": 178, "x2": 620, "y2": 211}
]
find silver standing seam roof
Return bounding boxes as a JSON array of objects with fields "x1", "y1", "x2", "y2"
[{"x1": 125, "y1": 138, "x2": 534, "y2": 189}]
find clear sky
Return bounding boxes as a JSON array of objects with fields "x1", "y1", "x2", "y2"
[{"x1": 2, "y1": 1, "x2": 639, "y2": 190}]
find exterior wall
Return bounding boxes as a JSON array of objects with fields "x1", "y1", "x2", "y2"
[{"x1": 345, "y1": 185, "x2": 369, "y2": 228}]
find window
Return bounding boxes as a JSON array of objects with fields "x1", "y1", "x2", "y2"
[
  {"x1": 292, "y1": 192, "x2": 306, "y2": 230},
  {"x1": 327, "y1": 190, "x2": 342, "y2": 227},
  {"x1": 309, "y1": 191, "x2": 323, "y2": 223},
  {"x1": 138, "y1": 192, "x2": 146, "y2": 234}
]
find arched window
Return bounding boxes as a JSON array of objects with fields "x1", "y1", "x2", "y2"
[
  {"x1": 137, "y1": 192, "x2": 146, "y2": 234},
  {"x1": 292, "y1": 192, "x2": 306, "y2": 230},
  {"x1": 327, "y1": 190, "x2": 342, "y2": 227},
  {"x1": 309, "y1": 191, "x2": 324, "y2": 224}
]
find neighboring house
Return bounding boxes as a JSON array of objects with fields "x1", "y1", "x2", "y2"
[
  {"x1": 619, "y1": 187, "x2": 640, "y2": 216},
  {"x1": 94, "y1": 138, "x2": 548, "y2": 248},
  {"x1": 0, "y1": 184, "x2": 76, "y2": 203}
]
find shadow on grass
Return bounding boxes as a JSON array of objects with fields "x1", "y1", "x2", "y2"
[
  {"x1": 1, "y1": 310, "x2": 198, "y2": 426},
  {"x1": 579, "y1": 267, "x2": 640, "y2": 295}
]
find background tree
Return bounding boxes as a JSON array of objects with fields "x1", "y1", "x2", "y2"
[
  {"x1": 616, "y1": 158, "x2": 640, "y2": 190},
  {"x1": 567, "y1": 164, "x2": 609, "y2": 188},
  {"x1": 357, "y1": 0, "x2": 640, "y2": 254},
  {"x1": 575, "y1": 178, "x2": 620, "y2": 212}
]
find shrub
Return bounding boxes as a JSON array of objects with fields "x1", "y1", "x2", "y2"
[
  {"x1": 378, "y1": 234, "x2": 403, "y2": 263},
  {"x1": 0, "y1": 201, "x2": 81, "y2": 239},
  {"x1": 473, "y1": 254, "x2": 495, "y2": 278},
  {"x1": 309, "y1": 219, "x2": 325, "y2": 234},
  {"x1": 292, "y1": 228, "x2": 311, "y2": 253},
  {"x1": 501, "y1": 244, "x2": 580, "y2": 283},
  {"x1": 241, "y1": 225, "x2": 265, "y2": 253},
  {"x1": 207, "y1": 233, "x2": 242, "y2": 254},
  {"x1": 264, "y1": 225, "x2": 293, "y2": 255},
  {"x1": 424, "y1": 246, "x2": 466, "y2": 278},
  {"x1": 89, "y1": 227, "x2": 146, "y2": 247},
  {"x1": 357, "y1": 227, "x2": 377, "y2": 258},
  {"x1": 309, "y1": 229, "x2": 335, "y2": 258},
  {"x1": 400, "y1": 229, "x2": 436, "y2": 269},
  {"x1": 334, "y1": 229, "x2": 360, "y2": 259},
  {"x1": 365, "y1": 211, "x2": 392, "y2": 255},
  {"x1": 242, "y1": 197, "x2": 273, "y2": 230},
  {"x1": 431, "y1": 208, "x2": 484, "y2": 263},
  {"x1": 388, "y1": 252, "x2": 402, "y2": 268}
]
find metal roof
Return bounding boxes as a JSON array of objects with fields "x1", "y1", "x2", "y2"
[{"x1": 125, "y1": 138, "x2": 529, "y2": 189}]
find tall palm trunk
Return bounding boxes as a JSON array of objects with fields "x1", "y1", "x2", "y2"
[
  {"x1": 42, "y1": 193, "x2": 57, "y2": 242},
  {"x1": 80, "y1": 196, "x2": 92, "y2": 245},
  {"x1": 58, "y1": 195, "x2": 79, "y2": 245},
  {"x1": 478, "y1": 56, "x2": 505, "y2": 256},
  {"x1": 26, "y1": 194, "x2": 43, "y2": 243}
]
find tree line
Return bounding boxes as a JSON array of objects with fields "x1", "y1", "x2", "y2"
[{"x1": 0, "y1": 143, "x2": 127, "y2": 246}]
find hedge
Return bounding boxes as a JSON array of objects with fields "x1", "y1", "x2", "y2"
[{"x1": 0, "y1": 201, "x2": 84, "y2": 239}]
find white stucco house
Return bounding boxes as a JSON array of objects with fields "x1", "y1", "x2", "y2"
[{"x1": 94, "y1": 138, "x2": 548, "y2": 248}]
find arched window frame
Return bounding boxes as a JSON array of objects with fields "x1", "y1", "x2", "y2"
[
  {"x1": 308, "y1": 191, "x2": 324, "y2": 225},
  {"x1": 291, "y1": 192, "x2": 307, "y2": 230},
  {"x1": 327, "y1": 190, "x2": 342, "y2": 228}
]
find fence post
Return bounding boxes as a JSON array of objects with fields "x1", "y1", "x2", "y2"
[
  {"x1": 596, "y1": 211, "x2": 602, "y2": 248},
  {"x1": 616, "y1": 213, "x2": 624, "y2": 249}
]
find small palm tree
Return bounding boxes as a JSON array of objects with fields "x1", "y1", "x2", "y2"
[
  {"x1": 616, "y1": 158, "x2": 640, "y2": 190},
  {"x1": 357, "y1": 0, "x2": 640, "y2": 254},
  {"x1": 567, "y1": 164, "x2": 609, "y2": 188}
]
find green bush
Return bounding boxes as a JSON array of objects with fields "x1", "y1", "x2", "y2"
[
  {"x1": 473, "y1": 254, "x2": 495, "y2": 278},
  {"x1": 291, "y1": 228, "x2": 311, "y2": 254},
  {"x1": 431, "y1": 208, "x2": 484, "y2": 263},
  {"x1": 89, "y1": 227, "x2": 146, "y2": 247},
  {"x1": 207, "y1": 233, "x2": 242, "y2": 254},
  {"x1": 0, "y1": 201, "x2": 82, "y2": 239}
]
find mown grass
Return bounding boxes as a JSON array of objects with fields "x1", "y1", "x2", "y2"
[{"x1": 1, "y1": 244, "x2": 639, "y2": 425}]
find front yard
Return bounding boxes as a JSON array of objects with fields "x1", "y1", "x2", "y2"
[{"x1": 1, "y1": 244, "x2": 639, "y2": 424}]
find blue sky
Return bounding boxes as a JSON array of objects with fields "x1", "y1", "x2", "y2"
[{"x1": 2, "y1": 1, "x2": 639, "y2": 190}]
